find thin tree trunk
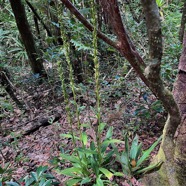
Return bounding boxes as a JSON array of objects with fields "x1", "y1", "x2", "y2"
[
  {"x1": 0, "y1": 68, "x2": 24, "y2": 109},
  {"x1": 49, "y1": 0, "x2": 63, "y2": 45},
  {"x1": 25, "y1": 0, "x2": 52, "y2": 38},
  {"x1": 9, "y1": 0, "x2": 47, "y2": 77}
]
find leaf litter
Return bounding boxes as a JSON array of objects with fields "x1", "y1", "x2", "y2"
[{"x1": 0, "y1": 72, "x2": 164, "y2": 185}]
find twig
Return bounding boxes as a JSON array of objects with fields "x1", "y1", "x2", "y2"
[{"x1": 124, "y1": 68, "x2": 133, "y2": 79}]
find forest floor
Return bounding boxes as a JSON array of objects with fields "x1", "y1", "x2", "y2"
[{"x1": 0, "y1": 67, "x2": 165, "y2": 185}]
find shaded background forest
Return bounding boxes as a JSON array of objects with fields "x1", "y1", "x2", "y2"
[{"x1": 0, "y1": 0, "x2": 184, "y2": 186}]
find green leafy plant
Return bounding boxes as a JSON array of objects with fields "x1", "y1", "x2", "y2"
[
  {"x1": 57, "y1": 126, "x2": 122, "y2": 186},
  {"x1": 156, "y1": 0, "x2": 165, "y2": 7},
  {"x1": 116, "y1": 134, "x2": 162, "y2": 176},
  {"x1": 0, "y1": 163, "x2": 13, "y2": 184},
  {"x1": 134, "y1": 99, "x2": 164, "y2": 121},
  {"x1": 0, "y1": 96, "x2": 13, "y2": 121},
  {"x1": 54, "y1": 1, "x2": 122, "y2": 185},
  {"x1": 4, "y1": 166, "x2": 59, "y2": 186}
]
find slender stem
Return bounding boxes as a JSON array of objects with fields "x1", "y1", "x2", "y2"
[
  {"x1": 91, "y1": 0, "x2": 102, "y2": 165},
  {"x1": 57, "y1": 9, "x2": 89, "y2": 176}
]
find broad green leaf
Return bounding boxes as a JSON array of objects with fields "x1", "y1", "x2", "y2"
[
  {"x1": 96, "y1": 175, "x2": 104, "y2": 186},
  {"x1": 101, "y1": 138, "x2": 121, "y2": 154},
  {"x1": 40, "y1": 180, "x2": 52, "y2": 186},
  {"x1": 102, "y1": 139, "x2": 124, "y2": 146},
  {"x1": 80, "y1": 177, "x2": 92, "y2": 185},
  {"x1": 39, "y1": 178, "x2": 45, "y2": 186},
  {"x1": 135, "y1": 143, "x2": 142, "y2": 160},
  {"x1": 44, "y1": 173, "x2": 55, "y2": 179},
  {"x1": 81, "y1": 132, "x2": 88, "y2": 146},
  {"x1": 90, "y1": 157, "x2": 99, "y2": 176},
  {"x1": 5, "y1": 182, "x2": 20, "y2": 186},
  {"x1": 90, "y1": 141, "x2": 96, "y2": 150},
  {"x1": 58, "y1": 167, "x2": 82, "y2": 177},
  {"x1": 125, "y1": 134, "x2": 129, "y2": 155},
  {"x1": 99, "y1": 123, "x2": 106, "y2": 133},
  {"x1": 31, "y1": 172, "x2": 38, "y2": 181},
  {"x1": 120, "y1": 151, "x2": 129, "y2": 165},
  {"x1": 137, "y1": 136, "x2": 162, "y2": 167},
  {"x1": 130, "y1": 135, "x2": 139, "y2": 160},
  {"x1": 113, "y1": 172, "x2": 124, "y2": 177},
  {"x1": 103, "y1": 150, "x2": 115, "y2": 165},
  {"x1": 60, "y1": 153, "x2": 80, "y2": 163},
  {"x1": 36, "y1": 166, "x2": 48, "y2": 177},
  {"x1": 77, "y1": 147, "x2": 97, "y2": 155},
  {"x1": 66, "y1": 178, "x2": 81, "y2": 186},
  {"x1": 23, "y1": 175, "x2": 35, "y2": 186},
  {"x1": 134, "y1": 161, "x2": 163, "y2": 175},
  {"x1": 99, "y1": 167, "x2": 113, "y2": 180},
  {"x1": 105, "y1": 126, "x2": 113, "y2": 140},
  {"x1": 60, "y1": 133, "x2": 79, "y2": 140},
  {"x1": 101, "y1": 142, "x2": 109, "y2": 153},
  {"x1": 0, "y1": 167, "x2": 4, "y2": 174},
  {"x1": 111, "y1": 143, "x2": 120, "y2": 156}
]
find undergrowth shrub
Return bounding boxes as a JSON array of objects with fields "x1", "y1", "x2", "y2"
[{"x1": 0, "y1": 166, "x2": 59, "y2": 186}]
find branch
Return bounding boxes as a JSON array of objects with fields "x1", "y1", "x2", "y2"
[
  {"x1": 60, "y1": 0, "x2": 180, "y2": 132},
  {"x1": 99, "y1": 0, "x2": 147, "y2": 79},
  {"x1": 141, "y1": 0, "x2": 163, "y2": 62},
  {"x1": 60, "y1": 0, "x2": 118, "y2": 49},
  {"x1": 26, "y1": 0, "x2": 52, "y2": 37}
]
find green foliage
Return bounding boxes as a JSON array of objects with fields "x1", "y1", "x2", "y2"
[
  {"x1": 161, "y1": 2, "x2": 182, "y2": 85},
  {"x1": 101, "y1": 75, "x2": 126, "y2": 103},
  {"x1": 156, "y1": 0, "x2": 165, "y2": 7},
  {"x1": 1, "y1": 166, "x2": 58, "y2": 186},
  {"x1": 56, "y1": 127, "x2": 122, "y2": 185},
  {"x1": 0, "y1": 91, "x2": 13, "y2": 123},
  {"x1": 0, "y1": 163, "x2": 13, "y2": 183},
  {"x1": 134, "y1": 100, "x2": 163, "y2": 120},
  {"x1": 0, "y1": 98, "x2": 13, "y2": 113},
  {"x1": 116, "y1": 134, "x2": 162, "y2": 176},
  {"x1": 0, "y1": 9, "x2": 28, "y2": 65}
]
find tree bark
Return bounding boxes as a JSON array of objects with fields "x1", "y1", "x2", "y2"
[
  {"x1": 0, "y1": 67, "x2": 24, "y2": 109},
  {"x1": 60, "y1": 0, "x2": 118, "y2": 49},
  {"x1": 172, "y1": 33, "x2": 186, "y2": 185},
  {"x1": 9, "y1": 0, "x2": 47, "y2": 77},
  {"x1": 179, "y1": 2, "x2": 186, "y2": 43}
]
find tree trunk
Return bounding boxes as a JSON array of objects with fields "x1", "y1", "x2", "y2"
[
  {"x1": 49, "y1": 0, "x2": 63, "y2": 45},
  {"x1": 179, "y1": 2, "x2": 186, "y2": 43},
  {"x1": 9, "y1": 0, "x2": 46, "y2": 77},
  {"x1": 172, "y1": 34, "x2": 186, "y2": 185},
  {"x1": 142, "y1": 34, "x2": 186, "y2": 186}
]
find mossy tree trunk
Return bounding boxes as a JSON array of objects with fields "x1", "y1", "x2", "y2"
[
  {"x1": 9, "y1": 0, "x2": 46, "y2": 77},
  {"x1": 60, "y1": 0, "x2": 185, "y2": 185}
]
